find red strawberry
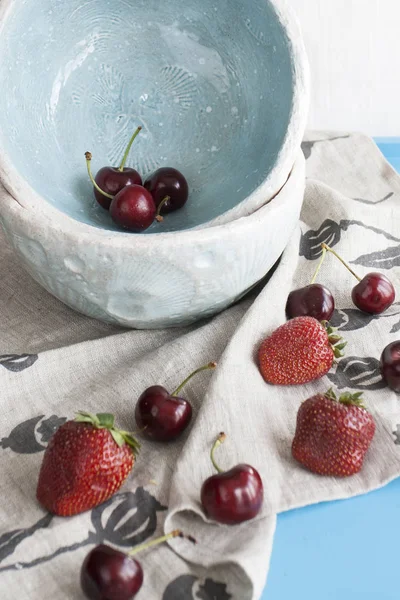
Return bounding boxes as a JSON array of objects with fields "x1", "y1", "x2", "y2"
[
  {"x1": 258, "y1": 316, "x2": 345, "y2": 385},
  {"x1": 36, "y1": 412, "x2": 140, "y2": 517},
  {"x1": 292, "y1": 389, "x2": 375, "y2": 477}
]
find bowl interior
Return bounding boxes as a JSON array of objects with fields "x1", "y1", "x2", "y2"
[{"x1": 0, "y1": 0, "x2": 294, "y2": 233}]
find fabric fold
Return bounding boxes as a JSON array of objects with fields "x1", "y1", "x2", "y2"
[{"x1": 1, "y1": 133, "x2": 400, "y2": 600}]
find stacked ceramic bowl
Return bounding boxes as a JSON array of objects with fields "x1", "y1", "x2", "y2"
[{"x1": 0, "y1": 0, "x2": 309, "y2": 328}]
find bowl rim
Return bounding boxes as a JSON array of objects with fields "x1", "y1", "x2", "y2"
[
  {"x1": 205, "y1": 0, "x2": 310, "y2": 226},
  {"x1": 0, "y1": 0, "x2": 309, "y2": 236}
]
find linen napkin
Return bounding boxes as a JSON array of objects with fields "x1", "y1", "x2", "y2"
[{"x1": 1, "y1": 132, "x2": 400, "y2": 600}]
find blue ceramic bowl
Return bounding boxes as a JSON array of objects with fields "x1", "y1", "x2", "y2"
[
  {"x1": 0, "y1": 0, "x2": 308, "y2": 233},
  {"x1": 0, "y1": 153, "x2": 305, "y2": 328}
]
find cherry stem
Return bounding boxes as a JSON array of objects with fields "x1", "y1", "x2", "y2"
[
  {"x1": 85, "y1": 152, "x2": 114, "y2": 200},
  {"x1": 210, "y1": 432, "x2": 227, "y2": 474},
  {"x1": 172, "y1": 362, "x2": 217, "y2": 397},
  {"x1": 119, "y1": 126, "x2": 142, "y2": 172},
  {"x1": 155, "y1": 196, "x2": 171, "y2": 223},
  {"x1": 128, "y1": 530, "x2": 188, "y2": 556},
  {"x1": 310, "y1": 246, "x2": 327, "y2": 285},
  {"x1": 321, "y1": 243, "x2": 362, "y2": 282}
]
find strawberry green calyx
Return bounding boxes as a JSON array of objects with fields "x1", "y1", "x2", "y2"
[
  {"x1": 321, "y1": 321, "x2": 347, "y2": 359},
  {"x1": 324, "y1": 388, "x2": 366, "y2": 409},
  {"x1": 324, "y1": 388, "x2": 337, "y2": 402},
  {"x1": 338, "y1": 391, "x2": 366, "y2": 408},
  {"x1": 75, "y1": 411, "x2": 141, "y2": 454}
]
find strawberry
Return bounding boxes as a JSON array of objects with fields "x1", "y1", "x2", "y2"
[
  {"x1": 36, "y1": 412, "x2": 140, "y2": 517},
  {"x1": 292, "y1": 389, "x2": 375, "y2": 477},
  {"x1": 258, "y1": 316, "x2": 345, "y2": 385}
]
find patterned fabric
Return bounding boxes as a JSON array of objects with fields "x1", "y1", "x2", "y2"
[{"x1": 1, "y1": 133, "x2": 400, "y2": 599}]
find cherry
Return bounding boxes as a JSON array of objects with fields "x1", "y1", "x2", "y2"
[
  {"x1": 135, "y1": 362, "x2": 217, "y2": 442},
  {"x1": 109, "y1": 185, "x2": 158, "y2": 232},
  {"x1": 322, "y1": 243, "x2": 396, "y2": 314},
  {"x1": 94, "y1": 168, "x2": 142, "y2": 211},
  {"x1": 286, "y1": 245, "x2": 335, "y2": 321},
  {"x1": 144, "y1": 167, "x2": 189, "y2": 215},
  {"x1": 81, "y1": 544, "x2": 143, "y2": 600},
  {"x1": 286, "y1": 285, "x2": 335, "y2": 321},
  {"x1": 380, "y1": 341, "x2": 400, "y2": 392},
  {"x1": 81, "y1": 530, "x2": 195, "y2": 600},
  {"x1": 200, "y1": 433, "x2": 264, "y2": 525},
  {"x1": 88, "y1": 127, "x2": 143, "y2": 210},
  {"x1": 352, "y1": 273, "x2": 395, "y2": 314}
]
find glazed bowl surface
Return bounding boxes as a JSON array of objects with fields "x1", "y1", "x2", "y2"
[
  {"x1": 0, "y1": 153, "x2": 305, "y2": 328},
  {"x1": 0, "y1": 0, "x2": 308, "y2": 232}
]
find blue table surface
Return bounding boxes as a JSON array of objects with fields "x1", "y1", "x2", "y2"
[{"x1": 261, "y1": 138, "x2": 400, "y2": 600}]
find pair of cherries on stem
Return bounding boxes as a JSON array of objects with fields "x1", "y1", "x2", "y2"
[
  {"x1": 81, "y1": 529, "x2": 196, "y2": 600},
  {"x1": 135, "y1": 365, "x2": 263, "y2": 525},
  {"x1": 294, "y1": 246, "x2": 400, "y2": 395},
  {"x1": 286, "y1": 242, "x2": 395, "y2": 321},
  {"x1": 85, "y1": 127, "x2": 189, "y2": 232}
]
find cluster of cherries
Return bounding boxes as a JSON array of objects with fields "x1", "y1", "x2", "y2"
[
  {"x1": 82, "y1": 363, "x2": 263, "y2": 600},
  {"x1": 85, "y1": 127, "x2": 189, "y2": 232},
  {"x1": 135, "y1": 363, "x2": 263, "y2": 526},
  {"x1": 285, "y1": 242, "x2": 399, "y2": 391},
  {"x1": 81, "y1": 242, "x2": 400, "y2": 599}
]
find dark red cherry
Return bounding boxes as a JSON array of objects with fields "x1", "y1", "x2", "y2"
[
  {"x1": 200, "y1": 433, "x2": 264, "y2": 525},
  {"x1": 135, "y1": 363, "x2": 216, "y2": 442},
  {"x1": 110, "y1": 185, "x2": 156, "y2": 232},
  {"x1": 144, "y1": 167, "x2": 189, "y2": 214},
  {"x1": 135, "y1": 386, "x2": 192, "y2": 442},
  {"x1": 380, "y1": 341, "x2": 400, "y2": 392},
  {"x1": 81, "y1": 544, "x2": 143, "y2": 600},
  {"x1": 352, "y1": 273, "x2": 395, "y2": 314},
  {"x1": 81, "y1": 531, "x2": 191, "y2": 600},
  {"x1": 322, "y1": 243, "x2": 396, "y2": 315},
  {"x1": 286, "y1": 284, "x2": 335, "y2": 321},
  {"x1": 94, "y1": 167, "x2": 142, "y2": 210},
  {"x1": 286, "y1": 245, "x2": 334, "y2": 321},
  {"x1": 86, "y1": 127, "x2": 142, "y2": 210}
]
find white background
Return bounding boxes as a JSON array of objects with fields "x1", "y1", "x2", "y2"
[{"x1": 292, "y1": 0, "x2": 400, "y2": 135}]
